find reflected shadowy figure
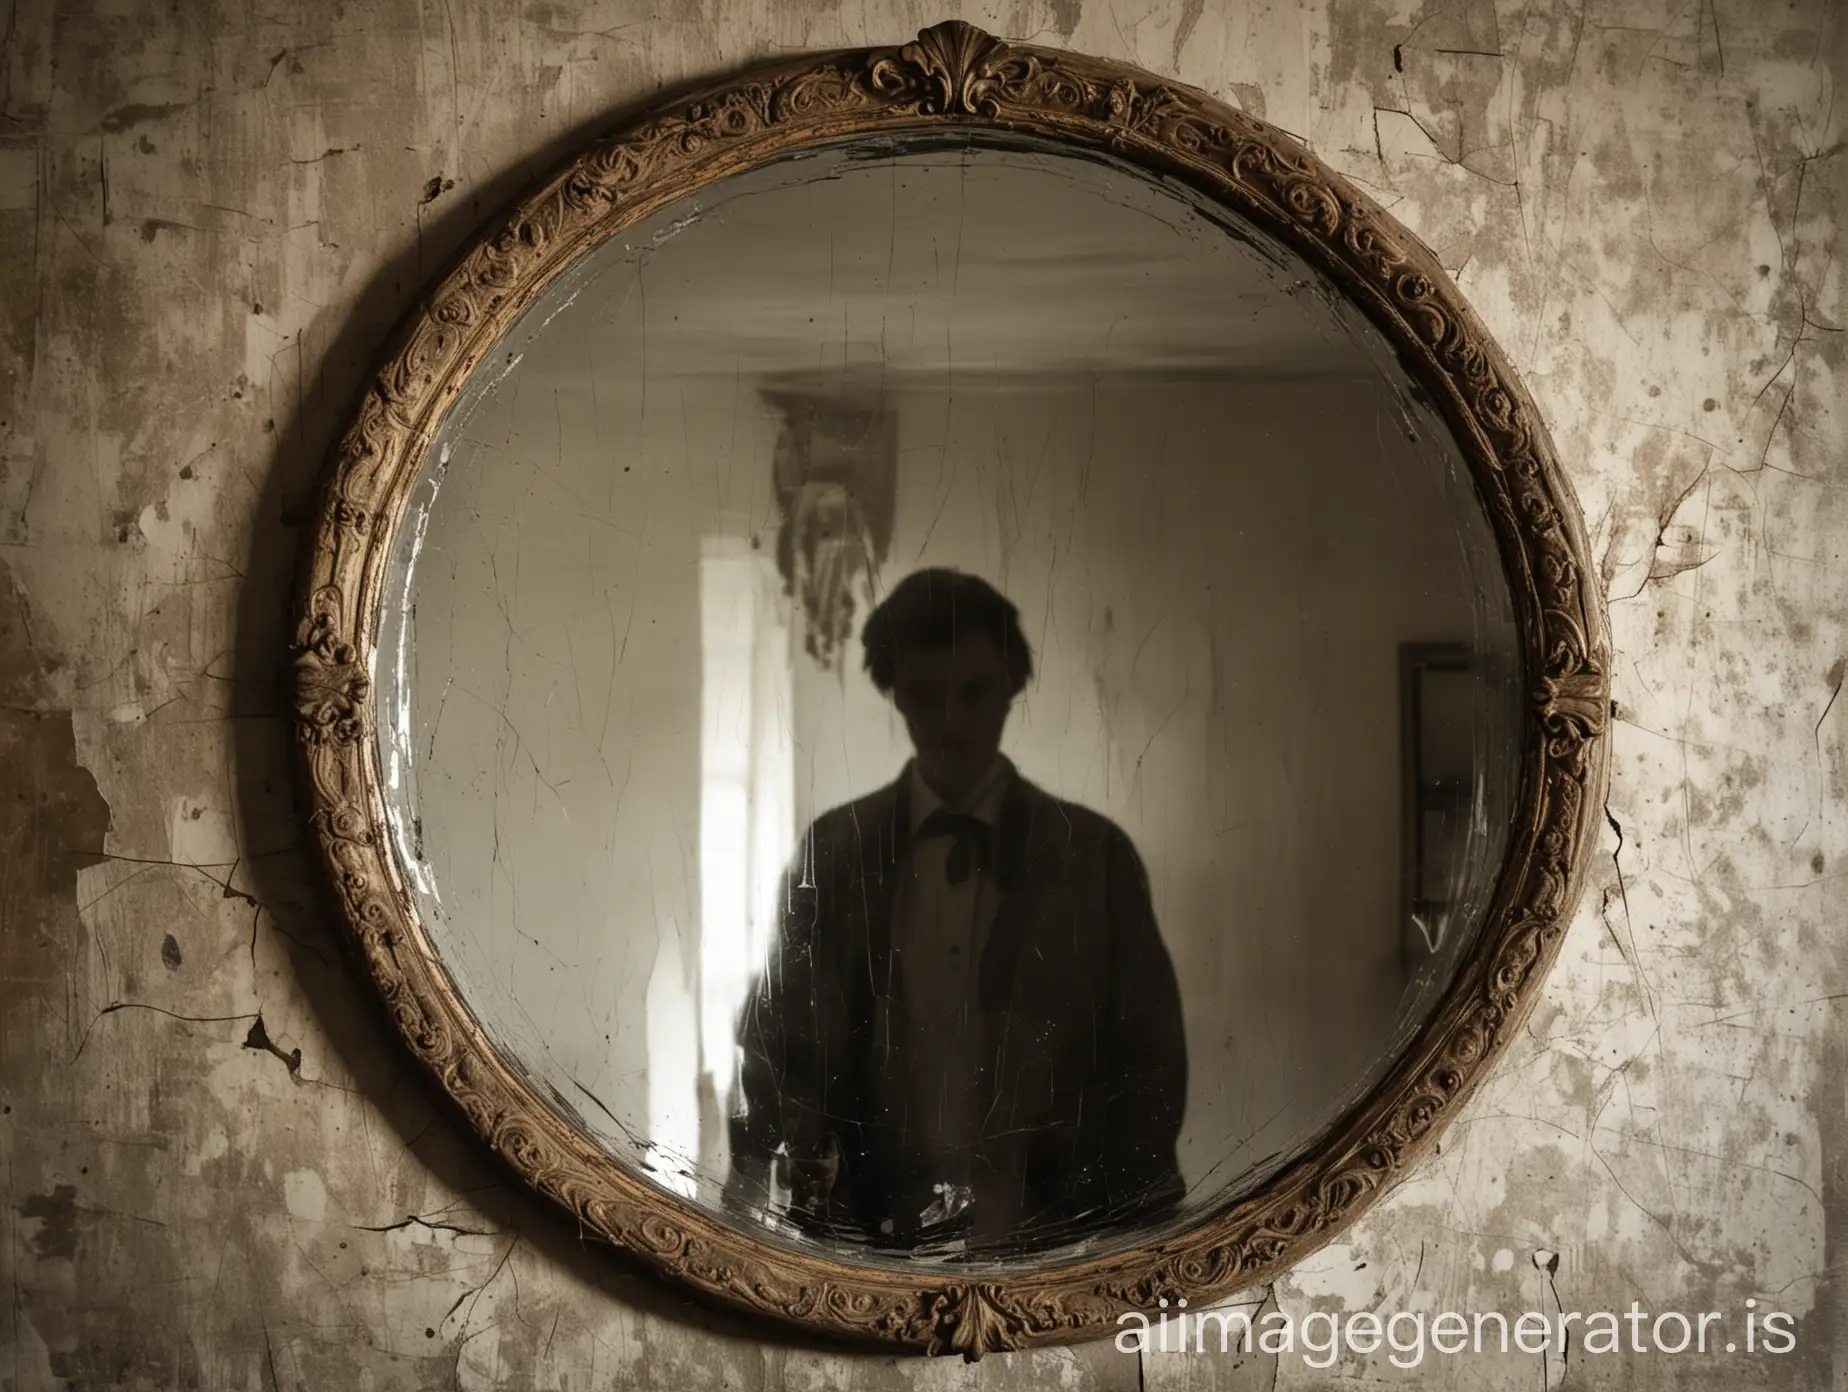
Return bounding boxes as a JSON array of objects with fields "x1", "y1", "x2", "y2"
[{"x1": 728, "y1": 569, "x2": 1187, "y2": 1253}]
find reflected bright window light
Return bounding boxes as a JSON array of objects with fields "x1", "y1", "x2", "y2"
[
  {"x1": 697, "y1": 535, "x2": 795, "y2": 1169},
  {"x1": 644, "y1": 920, "x2": 699, "y2": 1199}
]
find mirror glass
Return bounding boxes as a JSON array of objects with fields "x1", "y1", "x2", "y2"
[{"x1": 372, "y1": 134, "x2": 1522, "y2": 1266}]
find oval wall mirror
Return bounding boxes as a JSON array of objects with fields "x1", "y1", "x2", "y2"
[{"x1": 291, "y1": 22, "x2": 1610, "y2": 1357}]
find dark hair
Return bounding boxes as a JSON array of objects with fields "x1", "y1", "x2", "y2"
[{"x1": 861, "y1": 569, "x2": 1034, "y2": 696}]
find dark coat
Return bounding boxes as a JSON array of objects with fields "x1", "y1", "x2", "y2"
[{"x1": 728, "y1": 765, "x2": 1187, "y2": 1252}]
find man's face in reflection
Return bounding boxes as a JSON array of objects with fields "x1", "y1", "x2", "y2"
[{"x1": 891, "y1": 632, "x2": 1015, "y2": 803}]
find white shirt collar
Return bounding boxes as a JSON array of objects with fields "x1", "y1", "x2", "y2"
[{"x1": 908, "y1": 755, "x2": 1012, "y2": 834}]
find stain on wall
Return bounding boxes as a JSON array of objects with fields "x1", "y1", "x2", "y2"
[
  {"x1": 1, "y1": 553, "x2": 115, "y2": 1382},
  {"x1": 0, "y1": 0, "x2": 1843, "y2": 1388},
  {"x1": 15, "y1": 1187, "x2": 77, "y2": 1263}
]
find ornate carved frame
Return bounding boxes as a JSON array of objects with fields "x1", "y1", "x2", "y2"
[{"x1": 289, "y1": 21, "x2": 1611, "y2": 1359}]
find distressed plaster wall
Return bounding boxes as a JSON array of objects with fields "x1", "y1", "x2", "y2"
[{"x1": 0, "y1": 0, "x2": 1843, "y2": 1388}]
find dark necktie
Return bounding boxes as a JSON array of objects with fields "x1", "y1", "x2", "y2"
[{"x1": 914, "y1": 808, "x2": 993, "y2": 885}]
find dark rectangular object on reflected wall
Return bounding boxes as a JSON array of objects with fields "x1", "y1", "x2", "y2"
[{"x1": 1401, "y1": 642, "x2": 1477, "y2": 967}]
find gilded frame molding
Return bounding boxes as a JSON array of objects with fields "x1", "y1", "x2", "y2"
[{"x1": 289, "y1": 21, "x2": 1611, "y2": 1359}]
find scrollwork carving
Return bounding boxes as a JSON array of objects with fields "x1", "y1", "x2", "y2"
[{"x1": 288, "y1": 20, "x2": 1610, "y2": 1359}]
